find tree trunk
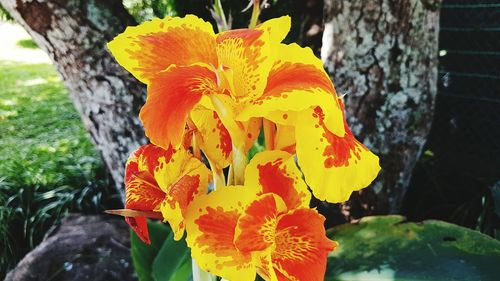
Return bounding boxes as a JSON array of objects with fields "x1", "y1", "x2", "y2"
[
  {"x1": 0, "y1": 0, "x2": 147, "y2": 198},
  {"x1": 321, "y1": 0, "x2": 441, "y2": 216}
]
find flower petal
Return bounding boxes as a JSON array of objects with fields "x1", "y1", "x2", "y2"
[
  {"x1": 140, "y1": 64, "x2": 217, "y2": 149},
  {"x1": 257, "y1": 16, "x2": 291, "y2": 44},
  {"x1": 125, "y1": 144, "x2": 170, "y2": 211},
  {"x1": 107, "y1": 15, "x2": 217, "y2": 84},
  {"x1": 245, "y1": 151, "x2": 311, "y2": 209},
  {"x1": 271, "y1": 209, "x2": 337, "y2": 281},
  {"x1": 155, "y1": 149, "x2": 211, "y2": 240},
  {"x1": 125, "y1": 216, "x2": 150, "y2": 244},
  {"x1": 185, "y1": 186, "x2": 256, "y2": 281},
  {"x1": 237, "y1": 43, "x2": 345, "y2": 136},
  {"x1": 274, "y1": 124, "x2": 296, "y2": 154},
  {"x1": 296, "y1": 105, "x2": 380, "y2": 203},
  {"x1": 243, "y1": 117, "x2": 263, "y2": 152},
  {"x1": 124, "y1": 144, "x2": 171, "y2": 243},
  {"x1": 190, "y1": 106, "x2": 232, "y2": 169},
  {"x1": 234, "y1": 194, "x2": 287, "y2": 253},
  {"x1": 216, "y1": 27, "x2": 273, "y2": 100}
]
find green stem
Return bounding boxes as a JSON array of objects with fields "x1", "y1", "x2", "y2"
[
  {"x1": 249, "y1": 0, "x2": 261, "y2": 29},
  {"x1": 213, "y1": 0, "x2": 229, "y2": 31}
]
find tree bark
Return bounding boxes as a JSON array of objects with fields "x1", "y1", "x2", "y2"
[
  {"x1": 321, "y1": 0, "x2": 441, "y2": 216},
  {"x1": 0, "y1": 0, "x2": 147, "y2": 198}
]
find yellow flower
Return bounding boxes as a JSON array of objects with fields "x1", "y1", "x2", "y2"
[
  {"x1": 108, "y1": 14, "x2": 380, "y2": 203},
  {"x1": 121, "y1": 144, "x2": 211, "y2": 242},
  {"x1": 185, "y1": 151, "x2": 336, "y2": 281}
]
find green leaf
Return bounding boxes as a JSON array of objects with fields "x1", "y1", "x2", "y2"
[
  {"x1": 152, "y1": 231, "x2": 192, "y2": 281},
  {"x1": 326, "y1": 215, "x2": 500, "y2": 281},
  {"x1": 131, "y1": 220, "x2": 170, "y2": 281}
]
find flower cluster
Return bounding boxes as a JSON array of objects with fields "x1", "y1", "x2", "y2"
[{"x1": 107, "y1": 15, "x2": 380, "y2": 281}]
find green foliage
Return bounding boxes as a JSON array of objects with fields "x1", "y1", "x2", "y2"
[
  {"x1": 130, "y1": 220, "x2": 192, "y2": 281},
  {"x1": 0, "y1": 62, "x2": 116, "y2": 276},
  {"x1": 124, "y1": 0, "x2": 177, "y2": 22},
  {"x1": 152, "y1": 227, "x2": 192, "y2": 281},
  {"x1": 0, "y1": 62, "x2": 100, "y2": 189},
  {"x1": 326, "y1": 215, "x2": 500, "y2": 281},
  {"x1": 16, "y1": 39, "x2": 38, "y2": 49}
]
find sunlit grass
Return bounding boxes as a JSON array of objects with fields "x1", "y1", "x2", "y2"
[
  {"x1": 0, "y1": 62, "x2": 101, "y2": 187},
  {"x1": 0, "y1": 62, "x2": 116, "y2": 276},
  {"x1": 16, "y1": 39, "x2": 38, "y2": 49}
]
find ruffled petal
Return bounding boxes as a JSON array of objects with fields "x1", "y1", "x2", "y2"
[
  {"x1": 245, "y1": 151, "x2": 311, "y2": 209},
  {"x1": 107, "y1": 15, "x2": 217, "y2": 84},
  {"x1": 154, "y1": 149, "x2": 211, "y2": 240},
  {"x1": 216, "y1": 27, "x2": 273, "y2": 100},
  {"x1": 190, "y1": 106, "x2": 232, "y2": 169},
  {"x1": 271, "y1": 209, "x2": 337, "y2": 281},
  {"x1": 124, "y1": 144, "x2": 170, "y2": 243},
  {"x1": 139, "y1": 64, "x2": 217, "y2": 149},
  {"x1": 185, "y1": 186, "x2": 257, "y2": 281},
  {"x1": 296, "y1": 105, "x2": 380, "y2": 203},
  {"x1": 237, "y1": 43, "x2": 345, "y2": 137}
]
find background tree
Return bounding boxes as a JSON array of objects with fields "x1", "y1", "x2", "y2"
[{"x1": 321, "y1": 0, "x2": 441, "y2": 217}]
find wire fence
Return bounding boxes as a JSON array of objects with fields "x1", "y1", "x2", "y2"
[{"x1": 404, "y1": 0, "x2": 500, "y2": 238}]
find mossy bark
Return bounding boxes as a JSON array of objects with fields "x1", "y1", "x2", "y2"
[
  {"x1": 0, "y1": 0, "x2": 147, "y2": 199},
  {"x1": 322, "y1": 0, "x2": 441, "y2": 216}
]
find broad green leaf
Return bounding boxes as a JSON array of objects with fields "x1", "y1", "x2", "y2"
[
  {"x1": 326, "y1": 215, "x2": 500, "y2": 281},
  {"x1": 152, "y1": 231, "x2": 192, "y2": 281},
  {"x1": 131, "y1": 220, "x2": 170, "y2": 281}
]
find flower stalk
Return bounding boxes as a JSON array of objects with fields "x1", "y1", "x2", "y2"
[{"x1": 249, "y1": 0, "x2": 261, "y2": 29}]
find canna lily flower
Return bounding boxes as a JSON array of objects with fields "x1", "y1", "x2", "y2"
[
  {"x1": 107, "y1": 14, "x2": 379, "y2": 202},
  {"x1": 119, "y1": 144, "x2": 211, "y2": 243},
  {"x1": 185, "y1": 151, "x2": 336, "y2": 281}
]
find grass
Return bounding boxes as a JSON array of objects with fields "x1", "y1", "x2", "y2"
[
  {"x1": 0, "y1": 62, "x2": 99, "y2": 187},
  {"x1": 16, "y1": 39, "x2": 38, "y2": 49},
  {"x1": 0, "y1": 61, "x2": 119, "y2": 277}
]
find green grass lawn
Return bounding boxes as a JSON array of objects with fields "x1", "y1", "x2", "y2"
[
  {"x1": 0, "y1": 62, "x2": 100, "y2": 188},
  {"x1": 0, "y1": 61, "x2": 115, "y2": 276}
]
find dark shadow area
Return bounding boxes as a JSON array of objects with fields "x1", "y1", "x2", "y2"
[{"x1": 403, "y1": 0, "x2": 500, "y2": 238}]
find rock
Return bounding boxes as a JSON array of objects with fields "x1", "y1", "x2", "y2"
[{"x1": 5, "y1": 214, "x2": 136, "y2": 281}]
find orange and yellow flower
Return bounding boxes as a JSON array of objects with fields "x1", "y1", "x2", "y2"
[
  {"x1": 122, "y1": 144, "x2": 211, "y2": 243},
  {"x1": 185, "y1": 151, "x2": 336, "y2": 281},
  {"x1": 105, "y1": 9, "x2": 387, "y2": 281},
  {"x1": 108, "y1": 14, "x2": 380, "y2": 203}
]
